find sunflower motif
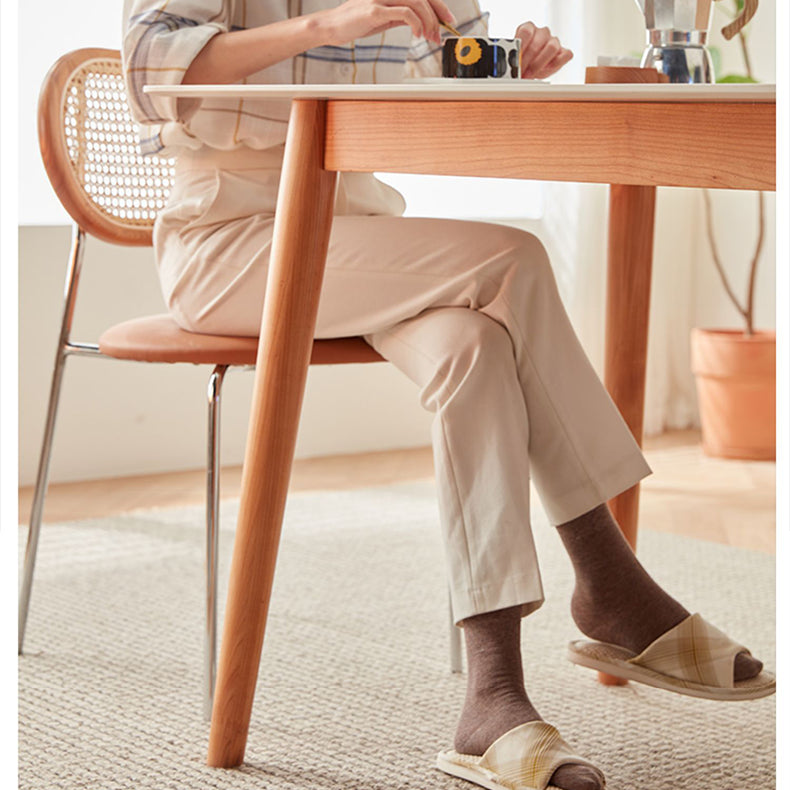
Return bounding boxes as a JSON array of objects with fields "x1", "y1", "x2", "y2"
[{"x1": 455, "y1": 38, "x2": 483, "y2": 66}]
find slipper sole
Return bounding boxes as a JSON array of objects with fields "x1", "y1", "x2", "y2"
[
  {"x1": 436, "y1": 751, "x2": 512, "y2": 790},
  {"x1": 568, "y1": 640, "x2": 776, "y2": 701},
  {"x1": 437, "y1": 751, "x2": 555, "y2": 790}
]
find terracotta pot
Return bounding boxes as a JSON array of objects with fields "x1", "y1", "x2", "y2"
[{"x1": 690, "y1": 328, "x2": 776, "y2": 460}]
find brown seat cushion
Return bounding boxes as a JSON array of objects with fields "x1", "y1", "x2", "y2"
[{"x1": 98, "y1": 314, "x2": 385, "y2": 366}]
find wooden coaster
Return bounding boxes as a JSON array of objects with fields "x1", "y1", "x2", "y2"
[{"x1": 585, "y1": 66, "x2": 670, "y2": 84}]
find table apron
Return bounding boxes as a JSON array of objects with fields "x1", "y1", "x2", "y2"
[{"x1": 324, "y1": 100, "x2": 775, "y2": 191}]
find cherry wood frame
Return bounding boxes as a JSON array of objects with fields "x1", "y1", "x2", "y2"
[{"x1": 151, "y1": 88, "x2": 774, "y2": 768}]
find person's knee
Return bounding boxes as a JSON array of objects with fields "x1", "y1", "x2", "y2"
[
  {"x1": 419, "y1": 310, "x2": 514, "y2": 411},
  {"x1": 462, "y1": 310, "x2": 514, "y2": 361},
  {"x1": 475, "y1": 223, "x2": 554, "y2": 285},
  {"x1": 509, "y1": 229, "x2": 554, "y2": 280},
  {"x1": 494, "y1": 228, "x2": 561, "y2": 308}
]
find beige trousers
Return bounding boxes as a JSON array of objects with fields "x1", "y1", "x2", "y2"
[{"x1": 155, "y1": 147, "x2": 651, "y2": 625}]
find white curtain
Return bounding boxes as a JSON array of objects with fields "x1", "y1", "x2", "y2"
[{"x1": 539, "y1": 1, "x2": 701, "y2": 435}]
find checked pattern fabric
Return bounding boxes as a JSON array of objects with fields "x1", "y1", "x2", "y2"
[
  {"x1": 628, "y1": 612, "x2": 748, "y2": 689},
  {"x1": 472, "y1": 721, "x2": 604, "y2": 790}
]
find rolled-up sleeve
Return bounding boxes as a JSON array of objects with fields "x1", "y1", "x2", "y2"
[
  {"x1": 405, "y1": 0, "x2": 489, "y2": 79},
  {"x1": 122, "y1": 0, "x2": 230, "y2": 126}
]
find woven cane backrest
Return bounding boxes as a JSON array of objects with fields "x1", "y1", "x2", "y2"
[{"x1": 39, "y1": 48, "x2": 174, "y2": 246}]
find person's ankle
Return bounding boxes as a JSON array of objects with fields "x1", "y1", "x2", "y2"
[
  {"x1": 454, "y1": 689, "x2": 539, "y2": 755},
  {"x1": 569, "y1": 579, "x2": 688, "y2": 654}
]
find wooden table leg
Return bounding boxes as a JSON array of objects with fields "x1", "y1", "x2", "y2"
[
  {"x1": 600, "y1": 183, "x2": 656, "y2": 685},
  {"x1": 207, "y1": 99, "x2": 338, "y2": 767}
]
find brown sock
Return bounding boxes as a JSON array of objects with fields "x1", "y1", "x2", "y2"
[
  {"x1": 454, "y1": 606, "x2": 604, "y2": 790},
  {"x1": 556, "y1": 503, "x2": 762, "y2": 682}
]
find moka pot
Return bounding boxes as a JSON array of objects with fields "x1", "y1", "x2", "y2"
[{"x1": 635, "y1": 0, "x2": 716, "y2": 83}]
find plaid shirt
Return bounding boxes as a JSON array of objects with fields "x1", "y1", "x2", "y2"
[{"x1": 122, "y1": 0, "x2": 489, "y2": 155}]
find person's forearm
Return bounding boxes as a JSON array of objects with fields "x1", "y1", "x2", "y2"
[{"x1": 183, "y1": 11, "x2": 332, "y2": 85}]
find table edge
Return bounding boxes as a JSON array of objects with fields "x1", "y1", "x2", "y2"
[{"x1": 143, "y1": 83, "x2": 777, "y2": 103}]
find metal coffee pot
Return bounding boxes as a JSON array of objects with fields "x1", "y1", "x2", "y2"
[
  {"x1": 635, "y1": 0, "x2": 716, "y2": 83},
  {"x1": 634, "y1": 0, "x2": 757, "y2": 84}
]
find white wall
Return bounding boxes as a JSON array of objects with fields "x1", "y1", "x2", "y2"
[
  {"x1": 18, "y1": 227, "x2": 437, "y2": 485},
  {"x1": 19, "y1": 1, "x2": 123, "y2": 225}
]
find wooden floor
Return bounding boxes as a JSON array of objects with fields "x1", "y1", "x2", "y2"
[{"x1": 19, "y1": 429, "x2": 775, "y2": 553}]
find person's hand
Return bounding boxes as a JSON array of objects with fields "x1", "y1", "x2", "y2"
[
  {"x1": 321, "y1": 0, "x2": 456, "y2": 47},
  {"x1": 514, "y1": 22, "x2": 573, "y2": 79}
]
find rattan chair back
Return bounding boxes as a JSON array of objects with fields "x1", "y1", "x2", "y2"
[{"x1": 38, "y1": 48, "x2": 174, "y2": 246}]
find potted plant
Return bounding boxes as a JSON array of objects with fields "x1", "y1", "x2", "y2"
[{"x1": 690, "y1": 0, "x2": 775, "y2": 460}]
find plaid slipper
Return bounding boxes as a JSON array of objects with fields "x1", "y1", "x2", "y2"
[
  {"x1": 436, "y1": 720, "x2": 605, "y2": 790},
  {"x1": 567, "y1": 612, "x2": 776, "y2": 701}
]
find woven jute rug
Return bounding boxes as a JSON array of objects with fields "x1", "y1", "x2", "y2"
[{"x1": 18, "y1": 481, "x2": 776, "y2": 789}]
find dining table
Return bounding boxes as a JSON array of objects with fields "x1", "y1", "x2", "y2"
[{"x1": 145, "y1": 79, "x2": 775, "y2": 769}]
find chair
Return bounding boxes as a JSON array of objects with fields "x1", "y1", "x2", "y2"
[{"x1": 19, "y1": 47, "x2": 464, "y2": 718}]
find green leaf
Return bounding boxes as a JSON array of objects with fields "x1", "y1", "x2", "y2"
[
  {"x1": 708, "y1": 45, "x2": 722, "y2": 76},
  {"x1": 714, "y1": 2, "x2": 736, "y2": 19},
  {"x1": 718, "y1": 74, "x2": 759, "y2": 83}
]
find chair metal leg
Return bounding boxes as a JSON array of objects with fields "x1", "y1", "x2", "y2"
[
  {"x1": 19, "y1": 226, "x2": 88, "y2": 654},
  {"x1": 204, "y1": 364, "x2": 228, "y2": 721},
  {"x1": 449, "y1": 587, "x2": 463, "y2": 673}
]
